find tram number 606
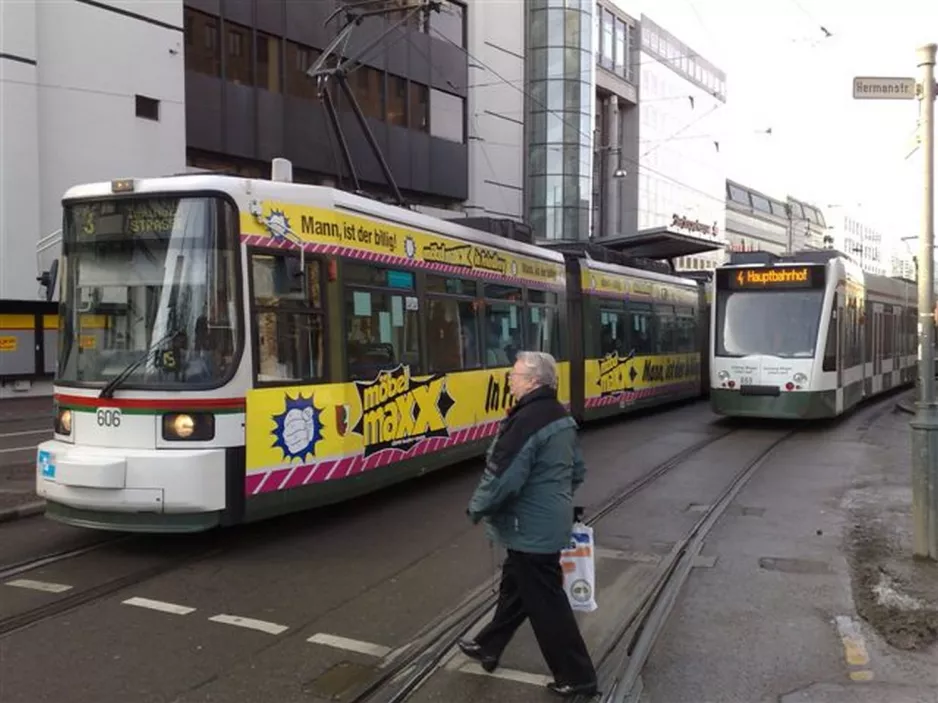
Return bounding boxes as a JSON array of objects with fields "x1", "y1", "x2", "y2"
[{"x1": 96, "y1": 408, "x2": 122, "y2": 428}]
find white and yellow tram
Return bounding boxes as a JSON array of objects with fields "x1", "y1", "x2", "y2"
[
  {"x1": 36, "y1": 160, "x2": 706, "y2": 532},
  {"x1": 710, "y1": 250, "x2": 918, "y2": 419}
]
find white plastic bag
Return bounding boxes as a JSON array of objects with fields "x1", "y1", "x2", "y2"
[{"x1": 560, "y1": 521, "x2": 598, "y2": 612}]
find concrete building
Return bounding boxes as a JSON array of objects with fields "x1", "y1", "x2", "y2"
[
  {"x1": 591, "y1": 1, "x2": 638, "y2": 241},
  {"x1": 0, "y1": 0, "x2": 473, "y2": 303},
  {"x1": 635, "y1": 15, "x2": 728, "y2": 271},
  {"x1": 0, "y1": 0, "x2": 187, "y2": 302},
  {"x1": 724, "y1": 179, "x2": 830, "y2": 256},
  {"x1": 825, "y1": 209, "x2": 887, "y2": 276}
]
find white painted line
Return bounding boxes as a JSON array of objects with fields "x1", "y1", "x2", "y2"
[
  {"x1": 0, "y1": 446, "x2": 34, "y2": 455},
  {"x1": 0, "y1": 429, "x2": 50, "y2": 439},
  {"x1": 122, "y1": 596, "x2": 196, "y2": 615},
  {"x1": 307, "y1": 633, "x2": 391, "y2": 658},
  {"x1": 5, "y1": 578, "x2": 72, "y2": 593},
  {"x1": 449, "y1": 655, "x2": 553, "y2": 687},
  {"x1": 209, "y1": 614, "x2": 288, "y2": 635}
]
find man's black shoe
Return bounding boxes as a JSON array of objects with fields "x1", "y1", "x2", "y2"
[
  {"x1": 546, "y1": 680, "x2": 599, "y2": 697},
  {"x1": 456, "y1": 639, "x2": 498, "y2": 673}
]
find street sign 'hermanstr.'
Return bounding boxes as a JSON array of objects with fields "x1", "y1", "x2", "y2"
[{"x1": 853, "y1": 76, "x2": 917, "y2": 99}]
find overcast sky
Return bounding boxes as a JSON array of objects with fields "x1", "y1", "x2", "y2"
[{"x1": 617, "y1": 0, "x2": 935, "y2": 253}]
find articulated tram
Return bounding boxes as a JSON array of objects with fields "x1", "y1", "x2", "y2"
[
  {"x1": 36, "y1": 159, "x2": 708, "y2": 532},
  {"x1": 710, "y1": 251, "x2": 918, "y2": 419}
]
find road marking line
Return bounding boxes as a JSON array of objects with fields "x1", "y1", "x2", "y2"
[
  {"x1": 209, "y1": 614, "x2": 288, "y2": 635},
  {"x1": 122, "y1": 597, "x2": 196, "y2": 615},
  {"x1": 0, "y1": 429, "x2": 50, "y2": 438},
  {"x1": 0, "y1": 446, "x2": 34, "y2": 455},
  {"x1": 850, "y1": 670, "x2": 874, "y2": 682},
  {"x1": 449, "y1": 655, "x2": 553, "y2": 687},
  {"x1": 835, "y1": 615, "x2": 872, "y2": 672},
  {"x1": 4, "y1": 578, "x2": 72, "y2": 593},
  {"x1": 307, "y1": 633, "x2": 391, "y2": 658}
]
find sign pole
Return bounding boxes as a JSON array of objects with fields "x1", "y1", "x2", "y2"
[{"x1": 911, "y1": 43, "x2": 938, "y2": 559}]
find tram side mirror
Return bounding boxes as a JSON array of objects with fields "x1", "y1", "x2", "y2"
[{"x1": 37, "y1": 259, "x2": 59, "y2": 302}]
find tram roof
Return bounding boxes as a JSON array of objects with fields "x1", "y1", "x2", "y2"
[{"x1": 62, "y1": 174, "x2": 568, "y2": 266}]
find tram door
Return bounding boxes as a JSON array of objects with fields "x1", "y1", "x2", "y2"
[{"x1": 873, "y1": 310, "x2": 882, "y2": 378}]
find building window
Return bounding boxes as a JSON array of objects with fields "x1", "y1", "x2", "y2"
[
  {"x1": 135, "y1": 95, "x2": 160, "y2": 121},
  {"x1": 409, "y1": 82, "x2": 429, "y2": 131},
  {"x1": 256, "y1": 32, "x2": 281, "y2": 93},
  {"x1": 225, "y1": 21, "x2": 253, "y2": 86},
  {"x1": 184, "y1": 8, "x2": 220, "y2": 77},
  {"x1": 614, "y1": 18, "x2": 626, "y2": 76},
  {"x1": 285, "y1": 41, "x2": 318, "y2": 100},
  {"x1": 387, "y1": 75, "x2": 407, "y2": 126},
  {"x1": 427, "y1": 0, "x2": 465, "y2": 47},
  {"x1": 601, "y1": 9, "x2": 614, "y2": 70},
  {"x1": 429, "y1": 88, "x2": 464, "y2": 143},
  {"x1": 349, "y1": 64, "x2": 385, "y2": 120}
]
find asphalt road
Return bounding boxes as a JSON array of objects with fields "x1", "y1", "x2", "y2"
[
  {"x1": 0, "y1": 394, "x2": 906, "y2": 703},
  {"x1": 0, "y1": 398, "x2": 719, "y2": 703}
]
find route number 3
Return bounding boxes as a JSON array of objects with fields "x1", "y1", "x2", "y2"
[{"x1": 96, "y1": 408, "x2": 122, "y2": 428}]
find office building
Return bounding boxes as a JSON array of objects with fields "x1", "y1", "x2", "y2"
[
  {"x1": 826, "y1": 209, "x2": 887, "y2": 276},
  {"x1": 724, "y1": 179, "x2": 830, "y2": 257},
  {"x1": 0, "y1": 0, "x2": 471, "y2": 303},
  {"x1": 635, "y1": 15, "x2": 727, "y2": 271},
  {"x1": 592, "y1": 2, "x2": 639, "y2": 241}
]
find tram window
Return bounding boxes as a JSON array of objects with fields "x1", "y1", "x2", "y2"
[
  {"x1": 822, "y1": 301, "x2": 837, "y2": 372},
  {"x1": 599, "y1": 309, "x2": 629, "y2": 357},
  {"x1": 528, "y1": 289, "x2": 559, "y2": 306},
  {"x1": 426, "y1": 274, "x2": 477, "y2": 297},
  {"x1": 345, "y1": 289, "x2": 421, "y2": 380},
  {"x1": 864, "y1": 301, "x2": 873, "y2": 361},
  {"x1": 483, "y1": 302, "x2": 522, "y2": 367},
  {"x1": 676, "y1": 309, "x2": 697, "y2": 353},
  {"x1": 255, "y1": 312, "x2": 324, "y2": 382},
  {"x1": 250, "y1": 253, "x2": 325, "y2": 383},
  {"x1": 345, "y1": 263, "x2": 415, "y2": 290},
  {"x1": 484, "y1": 284, "x2": 523, "y2": 301},
  {"x1": 627, "y1": 303, "x2": 655, "y2": 355},
  {"x1": 657, "y1": 305, "x2": 677, "y2": 352},
  {"x1": 252, "y1": 254, "x2": 321, "y2": 307},
  {"x1": 426, "y1": 297, "x2": 480, "y2": 372},
  {"x1": 526, "y1": 305, "x2": 560, "y2": 357}
]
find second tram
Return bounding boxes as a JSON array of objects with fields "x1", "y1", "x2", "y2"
[{"x1": 710, "y1": 251, "x2": 917, "y2": 419}]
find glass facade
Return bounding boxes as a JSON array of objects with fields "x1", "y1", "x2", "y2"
[{"x1": 526, "y1": 0, "x2": 594, "y2": 241}]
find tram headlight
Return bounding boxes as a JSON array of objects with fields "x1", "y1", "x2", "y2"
[
  {"x1": 162, "y1": 413, "x2": 215, "y2": 441},
  {"x1": 55, "y1": 408, "x2": 72, "y2": 436},
  {"x1": 793, "y1": 372, "x2": 808, "y2": 385},
  {"x1": 717, "y1": 370, "x2": 730, "y2": 381}
]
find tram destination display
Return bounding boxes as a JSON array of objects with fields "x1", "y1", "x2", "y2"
[{"x1": 718, "y1": 265, "x2": 825, "y2": 290}]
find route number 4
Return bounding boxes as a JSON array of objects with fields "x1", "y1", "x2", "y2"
[{"x1": 96, "y1": 408, "x2": 122, "y2": 428}]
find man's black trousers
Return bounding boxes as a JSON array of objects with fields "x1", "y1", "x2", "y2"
[{"x1": 474, "y1": 548, "x2": 596, "y2": 686}]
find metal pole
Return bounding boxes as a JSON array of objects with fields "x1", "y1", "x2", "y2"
[{"x1": 911, "y1": 43, "x2": 937, "y2": 559}]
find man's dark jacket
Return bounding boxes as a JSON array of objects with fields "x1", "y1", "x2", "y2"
[{"x1": 467, "y1": 385, "x2": 586, "y2": 554}]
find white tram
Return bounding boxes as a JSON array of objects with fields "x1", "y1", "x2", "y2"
[{"x1": 710, "y1": 250, "x2": 918, "y2": 419}]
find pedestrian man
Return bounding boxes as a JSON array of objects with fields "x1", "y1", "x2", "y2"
[{"x1": 461, "y1": 351, "x2": 597, "y2": 698}]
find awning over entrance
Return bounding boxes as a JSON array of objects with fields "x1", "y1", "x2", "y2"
[{"x1": 596, "y1": 227, "x2": 724, "y2": 260}]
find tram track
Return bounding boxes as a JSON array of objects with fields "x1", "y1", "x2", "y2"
[
  {"x1": 342, "y1": 426, "x2": 745, "y2": 703},
  {"x1": 0, "y1": 540, "x2": 224, "y2": 638}
]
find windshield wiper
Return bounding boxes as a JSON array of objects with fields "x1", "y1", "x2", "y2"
[{"x1": 98, "y1": 329, "x2": 181, "y2": 399}]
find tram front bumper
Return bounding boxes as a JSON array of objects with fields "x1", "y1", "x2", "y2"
[{"x1": 36, "y1": 440, "x2": 227, "y2": 514}]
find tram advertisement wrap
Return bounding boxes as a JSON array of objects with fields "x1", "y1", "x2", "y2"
[
  {"x1": 585, "y1": 352, "x2": 700, "y2": 406},
  {"x1": 244, "y1": 362, "x2": 571, "y2": 492},
  {"x1": 242, "y1": 200, "x2": 565, "y2": 290}
]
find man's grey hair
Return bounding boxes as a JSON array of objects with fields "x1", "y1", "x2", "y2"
[{"x1": 516, "y1": 351, "x2": 558, "y2": 389}]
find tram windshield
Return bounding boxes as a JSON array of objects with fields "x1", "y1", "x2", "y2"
[
  {"x1": 57, "y1": 195, "x2": 240, "y2": 388},
  {"x1": 716, "y1": 289, "x2": 824, "y2": 358}
]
